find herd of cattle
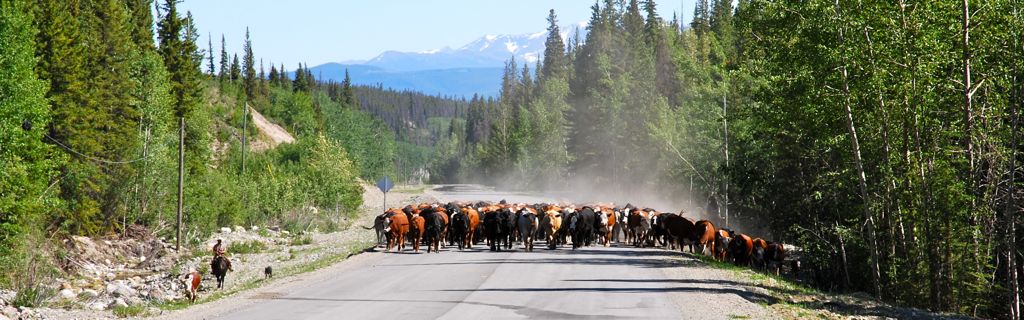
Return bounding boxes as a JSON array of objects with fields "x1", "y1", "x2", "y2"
[{"x1": 372, "y1": 201, "x2": 793, "y2": 275}]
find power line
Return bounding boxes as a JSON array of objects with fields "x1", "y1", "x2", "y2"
[{"x1": 43, "y1": 131, "x2": 161, "y2": 165}]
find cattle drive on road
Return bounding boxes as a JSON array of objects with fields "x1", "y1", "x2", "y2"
[{"x1": 372, "y1": 201, "x2": 797, "y2": 278}]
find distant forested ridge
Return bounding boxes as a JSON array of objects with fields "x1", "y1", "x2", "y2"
[{"x1": 446, "y1": 0, "x2": 1024, "y2": 318}]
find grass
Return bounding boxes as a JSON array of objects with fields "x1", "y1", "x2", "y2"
[
  {"x1": 229, "y1": 240, "x2": 267, "y2": 254},
  {"x1": 289, "y1": 235, "x2": 313, "y2": 246},
  {"x1": 393, "y1": 185, "x2": 427, "y2": 194},
  {"x1": 12, "y1": 285, "x2": 52, "y2": 308},
  {"x1": 689, "y1": 253, "x2": 841, "y2": 319},
  {"x1": 112, "y1": 304, "x2": 149, "y2": 318}
]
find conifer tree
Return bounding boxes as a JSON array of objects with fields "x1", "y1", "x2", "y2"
[
  {"x1": 157, "y1": 0, "x2": 207, "y2": 171},
  {"x1": 268, "y1": 64, "x2": 278, "y2": 84},
  {"x1": 218, "y1": 34, "x2": 228, "y2": 81},
  {"x1": 342, "y1": 69, "x2": 354, "y2": 105},
  {"x1": 207, "y1": 33, "x2": 215, "y2": 75},
  {"x1": 230, "y1": 53, "x2": 240, "y2": 81},
  {"x1": 242, "y1": 27, "x2": 256, "y2": 100},
  {"x1": 293, "y1": 63, "x2": 306, "y2": 92},
  {"x1": 541, "y1": 10, "x2": 566, "y2": 80},
  {"x1": 127, "y1": 0, "x2": 155, "y2": 52}
]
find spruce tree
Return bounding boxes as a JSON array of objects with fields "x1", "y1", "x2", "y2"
[
  {"x1": 218, "y1": 34, "x2": 227, "y2": 81},
  {"x1": 242, "y1": 27, "x2": 256, "y2": 100},
  {"x1": 279, "y1": 63, "x2": 288, "y2": 87},
  {"x1": 207, "y1": 33, "x2": 215, "y2": 75},
  {"x1": 268, "y1": 64, "x2": 278, "y2": 84},
  {"x1": 293, "y1": 63, "x2": 307, "y2": 92},
  {"x1": 230, "y1": 53, "x2": 240, "y2": 81},
  {"x1": 127, "y1": 0, "x2": 155, "y2": 52},
  {"x1": 157, "y1": 1, "x2": 207, "y2": 171},
  {"x1": 540, "y1": 9, "x2": 566, "y2": 80},
  {"x1": 342, "y1": 68, "x2": 354, "y2": 105}
]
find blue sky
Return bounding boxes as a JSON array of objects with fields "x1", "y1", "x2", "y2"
[{"x1": 179, "y1": 0, "x2": 693, "y2": 69}]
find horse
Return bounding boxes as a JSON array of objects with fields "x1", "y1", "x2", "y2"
[{"x1": 211, "y1": 255, "x2": 232, "y2": 290}]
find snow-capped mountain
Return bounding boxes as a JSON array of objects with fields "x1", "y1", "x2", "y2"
[
  {"x1": 308, "y1": 22, "x2": 589, "y2": 97},
  {"x1": 363, "y1": 22, "x2": 588, "y2": 72}
]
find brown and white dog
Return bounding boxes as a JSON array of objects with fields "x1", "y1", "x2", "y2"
[{"x1": 184, "y1": 271, "x2": 201, "y2": 303}]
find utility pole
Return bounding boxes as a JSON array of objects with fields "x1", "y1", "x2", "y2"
[
  {"x1": 242, "y1": 103, "x2": 247, "y2": 175},
  {"x1": 176, "y1": 117, "x2": 185, "y2": 251},
  {"x1": 723, "y1": 94, "x2": 729, "y2": 228}
]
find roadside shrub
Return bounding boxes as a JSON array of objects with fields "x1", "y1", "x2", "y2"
[
  {"x1": 229, "y1": 240, "x2": 266, "y2": 254},
  {"x1": 289, "y1": 236, "x2": 313, "y2": 246},
  {"x1": 113, "y1": 304, "x2": 148, "y2": 318}
]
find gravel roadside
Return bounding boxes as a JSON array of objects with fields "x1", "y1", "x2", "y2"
[{"x1": 146, "y1": 185, "x2": 434, "y2": 320}]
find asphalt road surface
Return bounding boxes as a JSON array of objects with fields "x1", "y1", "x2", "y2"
[{"x1": 210, "y1": 186, "x2": 773, "y2": 320}]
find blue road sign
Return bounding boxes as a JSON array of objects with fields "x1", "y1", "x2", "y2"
[{"x1": 376, "y1": 176, "x2": 394, "y2": 193}]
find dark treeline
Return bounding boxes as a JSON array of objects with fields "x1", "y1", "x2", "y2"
[{"x1": 444, "y1": 0, "x2": 1023, "y2": 318}]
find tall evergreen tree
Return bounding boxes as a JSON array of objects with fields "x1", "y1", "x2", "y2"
[
  {"x1": 292, "y1": 63, "x2": 305, "y2": 92},
  {"x1": 218, "y1": 34, "x2": 227, "y2": 81},
  {"x1": 540, "y1": 9, "x2": 566, "y2": 80},
  {"x1": 157, "y1": 1, "x2": 207, "y2": 171},
  {"x1": 268, "y1": 64, "x2": 279, "y2": 84},
  {"x1": 342, "y1": 68, "x2": 354, "y2": 105},
  {"x1": 206, "y1": 33, "x2": 215, "y2": 75},
  {"x1": 126, "y1": 0, "x2": 155, "y2": 52},
  {"x1": 229, "y1": 53, "x2": 240, "y2": 81},
  {"x1": 242, "y1": 27, "x2": 256, "y2": 100}
]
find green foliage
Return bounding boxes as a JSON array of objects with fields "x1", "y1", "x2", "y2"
[
  {"x1": 229, "y1": 240, "x2": 266, "y2": 254},
  {"x1": 112, "y1": 304, "x2": 148, "y2": 317},
  {"x1": 242, "y1": 28, "x2": 256, "y2": 100},
  {"x1": 0, "y1": 0, "x2": 57, "y2": 285},
  {"x1": 289, "y1": 235, "x2": 312, "y2": 246}
]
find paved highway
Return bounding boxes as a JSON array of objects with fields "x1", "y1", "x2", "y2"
[{"x1": 184, "y1": 185, "x2": 774, "y2": 320}]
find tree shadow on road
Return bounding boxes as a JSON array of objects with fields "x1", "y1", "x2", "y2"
[
  {"x1": 252, "y1": 296, "x2": 597, "y2": 319},
  {"x1": 437, "y1": 286, "x2": 779, "y2": 305}
]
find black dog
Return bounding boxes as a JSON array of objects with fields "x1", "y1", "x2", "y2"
[{"x1": 264, "y1": 266, "x2": 273, "y2": 279}]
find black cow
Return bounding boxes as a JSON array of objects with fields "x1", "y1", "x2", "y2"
[
  {"x1": 445, "y1": 202, "x2": 462, "y2": 245},
  {"x1": 662, "y1": 213, "x2": 693, "y2": 251},
  {"x1": 650, "y1": 211, "x2": 670, "y2": 247},
  {"x1": 450, "y1": 210, "x2": 470, "y2": 250},
  {"x1": 500, "y1": 208, "x2": 516, "y2": 250},
  {"x1": 424, "y1": 211, "x2": 446, "y2": 253},
  {"x1": 628, "y1": 210, "x2": 651, "y2": 248},
  {"x1": 485, "y1": 209, "x2": 513, "y2": 251},
  {"x1": 572, "y1": 207, "x2": 597, "y2": 249}
]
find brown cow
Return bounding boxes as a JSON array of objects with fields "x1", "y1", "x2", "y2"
[
  {"x1": 713, "y1": 229, "x2": 732, "y2": 261},
  {"x1": 751, "y1": 237, "x2": 769, "y2": 269},
  {"x1": 598, "y1": 207, "x2": 616, "y2": 246},
  {"x1": 729, "y1": 233, "x2": 754, "y2": 266},
  {"x1": 544, "y1": 210, "x2": 562, "y2": 249},
  {"x1": 409, "y1": 214, "x2": 425, "y2": 253},
  {"x1": 690, "y1": 220, "x2": 716, "y2": 255},
  {"x1": 434, "y1": 207, "x2": 450, "y2": 248},
  {"x1": 765, "y1": 243, "x2": 787, "y2": 275},
  {"x1": 461, "y1": 207, "x2": 481, "y2": 249},
  {"x1": 663, "y1": 214, "x2": 695, "y2": 252},
  {"x1": 385, "y1": 212, "x2": 410, "y2": 252},
  {"x1": 183, "y1": 271, "x2": 201, "y2": 303}
]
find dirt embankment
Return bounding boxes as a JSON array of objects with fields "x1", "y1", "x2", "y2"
[{"x1": 247, "y1": 105, "x2": 294, "y2": 152}]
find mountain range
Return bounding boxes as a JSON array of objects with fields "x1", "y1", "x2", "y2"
[{"x1": 308, "y1": 22, "x2": 588, "y2": 98}]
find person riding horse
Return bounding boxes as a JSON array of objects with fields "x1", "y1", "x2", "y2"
[
  {"x1": 210, "y1": 238, "x2": 233, "y2": 289},
  {"x1": 212, "y1": 239, "x2": 232, "y2": 272}
]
